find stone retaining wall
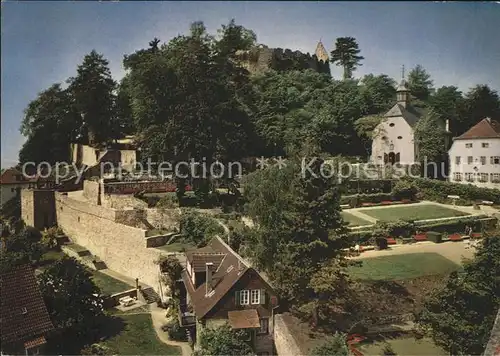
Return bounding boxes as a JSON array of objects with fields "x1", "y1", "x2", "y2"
[
  {"x1": 55, "y1": 192, "x2": 163, "y2": 288},
  {"x1": 274, "y1": 314, "x2": 300, "y2": 356}
]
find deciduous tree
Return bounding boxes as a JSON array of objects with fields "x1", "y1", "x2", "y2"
[
  {"x1": 198, "y1": 324, "x2": 254, "y2": 356},
  {"x1": 38, "y1": 257, "x2": 103, "y2": 332},
  {"x1": 416, "y1": 235, "x2": 500, "y2": 355}
]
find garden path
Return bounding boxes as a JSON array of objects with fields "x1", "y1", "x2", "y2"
[
  {"x1": 149, "y1": 303, "x2": 192, "y2": 356},
  {"x1": 352, "y1": 240, "x2": 475, "y2": 265}
]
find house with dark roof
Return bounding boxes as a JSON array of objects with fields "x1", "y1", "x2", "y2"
[
  {"x1": 448, "y1": 117, "x2": 500, "y2": 189},
  {"x1": 178, "y1": 236, "x2": 278, "y2": 355},
  {"x1": 370, "y1": 77, "x2": 449, "y2": 166},
  {"x1": 1, "y1": 264, "x2": 54, "y2": 355}
]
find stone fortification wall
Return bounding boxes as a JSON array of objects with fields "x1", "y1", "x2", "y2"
[
  {"x1": 83, "y1": 180, "x2": 101, "y2": 205},
  {"x1": 21, "y1": 189, "x2": 35, "y2": 227},
  {"x1": 103, "y1": 194, "x2": 148, "y2": 210},
  {"x1": 274, "y1": 314, "x2": 301, "y2": 356},
  {"x1": 55, "y1": 192, "x2": 163, "y2": 288},
  {"x1": 145, "y1": 208, "x2": 180, "y2": 231}
]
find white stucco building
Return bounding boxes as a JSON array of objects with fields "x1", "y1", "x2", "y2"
[
  {"x1": 371, "y1": 80, "x2": 429, "y2": 165},
  {"x1": 448, "y1": 117, "x2": 500, "y2": 189},
  {"x1": 0, "y1": 168, "x2": 36, "y2": 207}
]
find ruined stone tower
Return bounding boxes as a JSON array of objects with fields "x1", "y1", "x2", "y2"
[{"x1": 315, "y1": 41, "x2": 329, "y2": 63}]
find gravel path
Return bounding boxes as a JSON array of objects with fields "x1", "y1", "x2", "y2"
[{"x1": 149, "y1": 304, "x2": 192, "y2": 356}]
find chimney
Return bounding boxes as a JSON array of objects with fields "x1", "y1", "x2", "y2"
[
  {"x1": 205, "y1": 262, "x2": 214, "y2": 296},
  {"x1": 446, "y1": 119, "x2": 450, "y2": 132}
]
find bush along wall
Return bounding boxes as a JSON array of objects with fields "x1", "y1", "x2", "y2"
[{"x1": 403, "y1": 177, "x2": 500, "y2": 204}]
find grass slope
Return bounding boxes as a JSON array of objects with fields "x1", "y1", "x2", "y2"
[
  {"x1": 361, "y1": 204, "x2": 468, "y2": 222},
  {"x1": 341, "y1": 211, "x2": 372, "y2": 226},
  {"x1": 101, "y1": 314, "x2": 181, "y2": 355},
  {"x1": 349, "y1": 253, "x2": 461, "y2": 280},
  {"x1": 92, "y1": 271, "x2": 133, "y2": 295}
]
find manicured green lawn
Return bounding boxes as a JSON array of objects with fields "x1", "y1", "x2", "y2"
[
  {"x1": 341, "y1": 212, "x2": 372, "y2": 226},
  {"x1": 92, "y1": 271, "x2": 133, "y2": 295},
  {"x1": 348, "y1": 253, "x2": 460, "y2": 280},
  {"x1": 359, "y1": 336, "x2": 445, "y2": 355},
  {"x1": 101, "y1": 314, "x2": 181, "y2": 355},
  {"x1": 360, "y1": 204, "x2": 469, "y2": 222}
]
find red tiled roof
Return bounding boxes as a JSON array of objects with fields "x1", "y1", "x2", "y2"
[
  {"x1": 455, "y1": 118, "x2": 500, "y2": 140},
  {"x1": 0, "y1": 168, "x2": 31, "y2": 185},
  {"x1": 1, "y1": 265, "x2": 54, "y2": 344}
]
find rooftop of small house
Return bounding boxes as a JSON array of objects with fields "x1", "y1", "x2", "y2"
[
  {"x1": 0, "y1": 264, "x2": 54, "y2": 346},
  {"x1": 181, "y1": 236, "x2": 273, "y2": 319},
  {"x1": 454, "y1": 117, "x2": 500, "y2": 140}
]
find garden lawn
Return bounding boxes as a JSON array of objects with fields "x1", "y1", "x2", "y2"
[
  {"x1": 101, "y1": 314, "x2": 181, "y2": 355},
  {"x1": 92, "y1": 271, "x2": 133, "y2": 295},
  {"x1": 341, "y1": 212, "x2": 372, "y2": 226},
  {"x1": 359, "y1": 336, "x2": 445, "y2": 355},
  {"x1": 348, "y1": 253, "x2": 460, "y2": 280},
  {"x1": 360, "y1": 204, "x2": 468, "y2": 222}
]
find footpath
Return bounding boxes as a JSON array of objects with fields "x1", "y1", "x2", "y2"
[{"x1": 149, "y1": 303, "x2": 192, "y2": 356}]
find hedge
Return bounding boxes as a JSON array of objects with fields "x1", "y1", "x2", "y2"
[
  {"x1": 403, "y1": 177, "x2": 500, "y2": 204},
  {"x1": 339, "y1": 179, "x2": 396, "y2": 195},
  {"x1": 340, "y1": 193, "x2": 394, "y2": 206},
  {"x1": 346, "y1": 215, "x2": 498, "y2": 244}
]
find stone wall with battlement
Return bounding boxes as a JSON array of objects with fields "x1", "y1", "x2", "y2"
[
  {"x1": 55, "y1": 192, "x2": 164, "y2": 288},
  {"x1": 103, "y1": 181, "x2": 178, "y2": 195}
]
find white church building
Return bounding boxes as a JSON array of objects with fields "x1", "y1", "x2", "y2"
[
  {"x1": 448, "y1": 117, "x2": 500, "y2": 189},
  {"x1": 370, "y1": 79, "x2": 429, "y2": 166}
]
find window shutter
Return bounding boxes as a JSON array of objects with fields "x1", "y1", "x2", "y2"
[
  {"x1": 235, "y1": 291, "x2": 240, "y2": 306},
  {"x1": 261, "y1": 289, "x2": 266, "y2": 305}
]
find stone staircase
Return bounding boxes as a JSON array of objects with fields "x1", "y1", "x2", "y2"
[{"x1": 140, "y1": 287, "x2": 161, "y2": 304}]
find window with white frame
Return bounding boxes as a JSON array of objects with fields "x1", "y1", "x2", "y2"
[
  {"x1": 466, "y1": 143, "x2": 473, "y2": 148},
  {"x1": 455, "y1": 156, "x2": 461, "y2": 165},
  {"x1": 251, "y1": 289, "x2": 261, "y2": 305},
  {"x1": 478, "y1": 173, "x2": 488, "y2": 182},
  {"x1": 240, "y1": 290, "x2": 250, "y2": 305},
  {"x1": 482, "y1": 143, "x2": 489, "y2": 148},
  {"x1": 480, "y1": 156, "x2": 486, "y2": 165},
  {"x1": 491, "y1": 156, "x2": 500, "y2": 164},
  {"x1": 465, "y1": 173, "x2": 474, "y2": 182},
  {"x1": 453, "y1": 173, "x2": 463, "y2": 181},
  {"x1": 258, "y1": 318, "x2": 269, "y2": 335},
  {"x1": 491, "y1": 173, "x2": 500, "y2": 183},
  {"x1": 467, "y1": 156, "x2": 473, "y2": 164}
]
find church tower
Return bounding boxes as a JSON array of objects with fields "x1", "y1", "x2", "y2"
[
  {"x1": 396, "y1": 65, "x2": 410, "y2": 107},
  {"x1": 315, "y1": 40, "x2": 329, "y2": 62}
]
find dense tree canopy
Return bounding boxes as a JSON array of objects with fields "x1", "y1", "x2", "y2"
[
  {"x1": 67, "y1": 50, "x2": 118, "y2": 144},
  {"x1": 243, "y1": 157, "x2": 350, "y2": 307},
  {"x1": 407, "y1": 64, "x2": 434, "y2": 103},
  {"x1": 198, "y1": 324, "x2": 254, "y2": 356},
  {"x1": 416, "y1": 235, "x2": 500, "y2": 355},
  {"x1": 39, "y1": 257, "x2": 104, "y2": 331},
  {"x1": 19, "y1": 84, "x2": 80, "y2": 166}
]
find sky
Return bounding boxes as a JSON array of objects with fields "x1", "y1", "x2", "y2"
[{"x1": 2, "y1": 1, "x2": 500, "y2": 168}]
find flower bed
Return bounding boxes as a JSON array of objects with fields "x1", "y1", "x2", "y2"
[
  {"x1": 413, "y1": 234, "x2": 427, "y2": 241},
  {"x1": 448, "y1": 233, "x2": 463, "y2": 241},
  {"x1": 386, "y1": 237, "x2": 397, "y2": 245}
]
